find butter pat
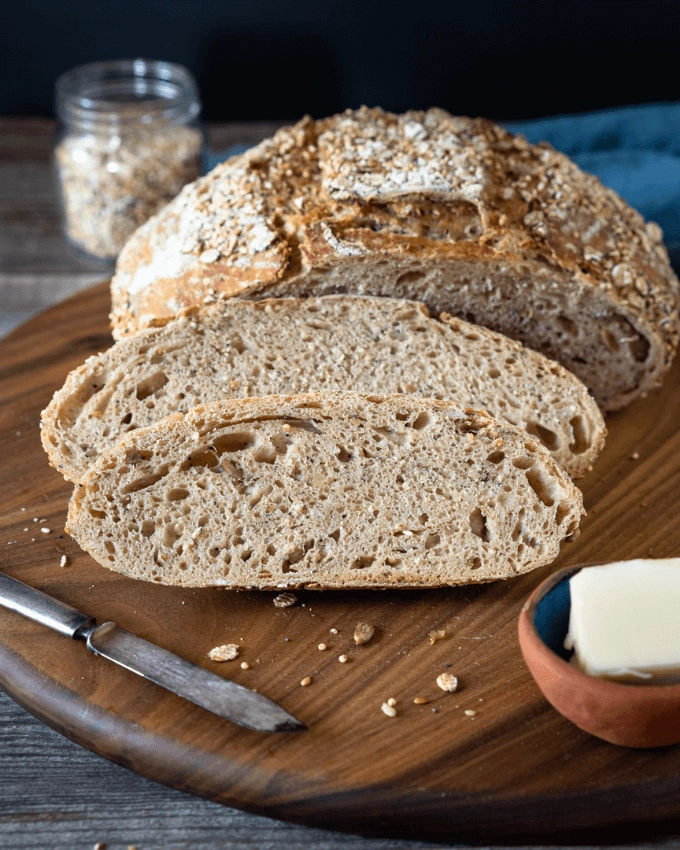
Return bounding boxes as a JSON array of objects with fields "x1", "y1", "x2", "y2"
[{"x1": 565, "y1": 558, "x2": 680, "y2": 683}]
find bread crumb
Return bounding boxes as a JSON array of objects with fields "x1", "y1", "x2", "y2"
[
  {"x1": 60, "y1": 555, "x2": 68, "y2": 568},
  {"x1": 428, "y1": 629, "x2": 446, "y2": 645},
  {"x1": 387, "y1": 697, "x2": 397, "y2": 707},
  {"x1": 464, "y1": 709, "x2": 477, "y2": 717},
  {"x1": 240, "y1": 661, "x2": 250, "y2": 670},
  {"x1": 354, "y1": 622, "x2": 375, "y2": 645},
  {"x1": 318, "y1": 643, "x2": 327, "y2": 651},
  {"x1": 630, "y1": 452, "x2": 640, "y2": 460},
  {"x1": 437, "y1": 672, "x2": 459, "y2": 692},
  {"x1": 300, "y1": 676, "x2": 312, "y2": 686},
  {"x1": 381, "y1": 702, "x2": 397, "y2": 717},
  {"x1": 208, "y1": 644, "x2": 239, "y2": 662},
  {"x1": 330, "y1": 627, "x2": 338, "y2": 634},
  {"x1": 40, "y1": 528, "x2": 51, "y2": 534},
  {"x1": 413, "y1": 696, "x2": 428, "y2": 704},
  {"x1": 273, "y1": 592, "x2": 297, "y2": 608},
  {"x1": 338, "y1": 654, "x2": 348, "y2": 663}
]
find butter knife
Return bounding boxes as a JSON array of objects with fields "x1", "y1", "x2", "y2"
[{"x1": 0, "y1": 571, "x2": 306, "y2": 733}]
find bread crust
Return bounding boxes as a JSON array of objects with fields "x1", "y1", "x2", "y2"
[
  {"x1": 66, "y1": 392, "x2": 584, "y2": 589},
  {"x1": 110, "y1": 107, "x2": 680, "y2": 411}
]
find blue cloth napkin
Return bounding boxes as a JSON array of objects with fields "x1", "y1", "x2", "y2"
[{"x1": 208, "y1": 102, "x2": 680, "y2": 254}]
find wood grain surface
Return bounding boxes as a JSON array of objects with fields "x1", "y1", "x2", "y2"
[{"x1": 2, "y1": 283, "x2": 680, "y2": 844}]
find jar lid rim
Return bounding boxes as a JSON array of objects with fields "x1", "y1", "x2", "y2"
[{"x1": 56, "y1": 59, "x2": 200, "y2": 128}]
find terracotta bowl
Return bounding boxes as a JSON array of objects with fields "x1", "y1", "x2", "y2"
[{"x1": 518, "y1": 564, "x2": 680, "y2": 748}]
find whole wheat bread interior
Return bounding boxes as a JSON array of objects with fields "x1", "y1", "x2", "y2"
[
  {"x1": 110, "y1": 107, "x2": 680, "y2": 411},
  {"x1": 42, "y1": 296, "x2": 605, "y2": 483},
  {"x1": 66, "y1": 392, "x2": 584, "y2": 589}
]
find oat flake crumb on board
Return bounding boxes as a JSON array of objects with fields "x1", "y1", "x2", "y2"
[
  {"x1": 354, "y1": 622, "x2": 375, "y2": 645},
  {"x1": 381, "y1": 702, "x2": 398, "y2": 718},
  {"x1": 273, "y1": 591, "x2": 297, "y2": 608},
  {"x1": 437, "y1": 672, "x2": 459, "y2": 692},
  {"x1": 208, "y1": 644, "x2": 239, "y2": 662}
]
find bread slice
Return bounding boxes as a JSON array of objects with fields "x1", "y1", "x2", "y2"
[
  {"x1": 66, "y1": 392, "x2": 584, "y2": 589},
  {"x1": 109, "y1": 107, "x2": 680, "y2": 412},
  {"x1": 42, "y1": 296, "x2": 605, "y2": 483}
]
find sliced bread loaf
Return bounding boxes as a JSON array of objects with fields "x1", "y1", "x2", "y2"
[
  {"x1": 66, "y1": 392, "x2": 584, "y2": 589},
  {"x1": 109, "y1": 107, "x2": 680, "y2": 411},
  {"x1": 42, "y1": 296, "x2": 605, "y2": 483}
]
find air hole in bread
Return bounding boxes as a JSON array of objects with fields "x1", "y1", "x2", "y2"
[
  {"x1": 104, "y1": 540, "x2": 115, "y2": 555},
  {"x1": 558, "y1": 315, "x2": 577, "y2": 335},
  {"x1": 412, "y1": 412, "x2": 432, "y2": 430},
  {"x1": 487, "y1": 450, "x2": 505, "y2": 464},
  {"x1": 424, "y1": 532, "x2": 441, "y2": 549},
  {"x1": 136, "y1": 371, "x2": 168, "y2": 401},
  {"x1": 372, "y1": 426, "x2": 407, "y2": 446},
  {"x1": 184, "y1": 449, "x2": 219, "y2": 469},
  {"x1": 230, "y1": 335, "x2": 246, "y2": 354},
  {"x1": 212, "y1": 432, "x2": 256, "y2": 455},
  {"x1": 163, "y1": 523, "x2": 181, "y2": 547},
  {"x1": 555, "y1": 502, "x2": 571, "y2": 525},
  {"x1": 526, "y1": 422, "x2": 559, "y2": 451},
  {"x1": 126, "y1": 449, "x2": 153, "y2": 464},
  {"x1": 121, "y1": 466, "x2": 170, "y2": 494},
  {"x1": 568, "y1": 416, "x2": 589, "y2": 455},
  {"x1": 395, "y1": 270, "x2": 427, "y2": 287},
  {"x1": 329, "y1": 529, "x2": 341, "y2": 542},
  {"x1": 469, "y1": 507, "x2": 489, "y2": 542},
  {"x1": 525, "y1": 468, "x2": 555, "y2": 507},
  {"x1": 336, "y1": 445, "x2": 351, "y2": 462},
  {"x1": 600, "y1": 328, "x2": 619, "y2": 352},
  {"x1": 351, "y1": 556, "x2": 375, "y2": 570},
  {"x1": 253, "y1": 443, "x2": 277, "y2": 464},
  {"x1": 630, "y1": 333, "x2": 650, "y2": 363},
  {"x1": 141, "y1": 520, "x2": 155, "y2": 537},
  {"x1": 167, "y1": 488, "x2": 189, "y2": 501},
  {"x1": 419, "y1": 512, "x2": 429, "y2": 524},
  {"x1": 488, "y1": 367, "x2": 501, "y2": 379},
  {"x1": 287, "y1": 418, "x2": 321, "y2": 434},
  {"x1": 470, "y1": 556, "x2": 482, "y2": 570}
]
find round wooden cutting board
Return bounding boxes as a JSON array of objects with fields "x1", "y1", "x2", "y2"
[{"x1": 2, "y1": 282, "x2": 680, "y2": 843}]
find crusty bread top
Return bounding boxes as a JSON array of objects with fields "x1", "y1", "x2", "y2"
[
  {"x1": 41, "y1": 295, "x2": 605, "y2": 483},
  {"x1": 110, "y1": 107, "x2": 679, "y2": 380},
  {"x1": 66, "y1": 392, "x2": 584, "y2": 589}
]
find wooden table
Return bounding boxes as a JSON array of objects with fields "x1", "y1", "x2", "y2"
[{"x1": 1, "y1": 118, "x2": 679, "y2": 850}]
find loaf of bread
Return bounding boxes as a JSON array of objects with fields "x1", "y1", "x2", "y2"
[
  {"x1": 65, "y1": 392, "x2": 584, "y2": 588},
  {"x1": 110, "y1": 107, "x2": 679, "y2": 411},
  {"x1": 42, "y1": 296, "x2": 605, "y2": 483}
]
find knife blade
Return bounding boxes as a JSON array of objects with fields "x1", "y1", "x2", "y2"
[{"x1": 0, "y1": 571, "x2": 305, "y2": 733}]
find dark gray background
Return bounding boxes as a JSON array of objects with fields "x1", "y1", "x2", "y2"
[{"x1": 4, "y1": 0, "x2": 680, "y2": 122}]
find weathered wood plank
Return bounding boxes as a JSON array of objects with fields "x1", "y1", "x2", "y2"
[{"x1": 0, "y1": 691, "x2": 442, "y2": 850}]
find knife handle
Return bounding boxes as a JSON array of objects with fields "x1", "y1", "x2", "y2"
[{"x1": 0, "y1": 571, "x2": 95, "y2": 638}]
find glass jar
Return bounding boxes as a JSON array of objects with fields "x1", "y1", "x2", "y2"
[{"x1": 54, "y1": 59, "x2": 204, "y2": 264}]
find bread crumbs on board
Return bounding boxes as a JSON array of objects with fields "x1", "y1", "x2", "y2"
[{"x1": 208, "y1": 644, "x2": 239, "y2": 662}]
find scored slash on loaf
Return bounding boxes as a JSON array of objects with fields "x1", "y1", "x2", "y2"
[
  {"x1": 65, "y1": 392, "x2": 584, "y2": 589},
  {"x1": 41, "y1": 295, "x2": 605, "y2": 483},
  {"x1": 110, "y1": 106, "x2": 680, "y2": 412}
]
